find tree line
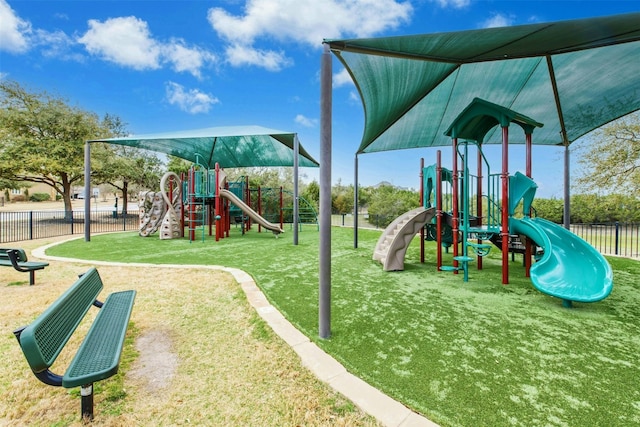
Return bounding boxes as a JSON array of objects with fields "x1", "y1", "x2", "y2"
[{"x1": 2, "y1": 80, "x2": 639, "y2": 226}]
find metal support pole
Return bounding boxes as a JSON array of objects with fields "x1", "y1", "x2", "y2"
[
  {"x1": 354, "y1": 154, "x2": 358, "y2": 248},
  {"x1": 293, "y1": 135, "x2": 299, "y2": 245},
  {"x1": 84, "y1": 142, "x2": 91, "y2": 242},
  {"x1": 81, "y1": 384, "x2": 94, "y2": 420},
  {"x1": 524, "y1": 133, "x2": 533, "y2": 277},
  {"x1": 563, "y1": 142, "x2": 571, "y2": 229},
  {"x1": 319, "y1": 44, "x2": 332, "y2": 339}
]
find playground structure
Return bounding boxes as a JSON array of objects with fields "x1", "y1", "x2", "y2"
[
  {"x1": 374, "y1": 98, "x2": 613, "y2": 307},
  {"x1": 139, "y1": 158, "x2": 318, "y2": 242}
]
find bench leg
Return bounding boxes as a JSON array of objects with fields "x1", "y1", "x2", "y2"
[
  {"x1": 81, "y1": 384, "x2": 94, "y2": 420},
  {"x1": 29, "y1": 270, "x2": 35, "y2": 286}
]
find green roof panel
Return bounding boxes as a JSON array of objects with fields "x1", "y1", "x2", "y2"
[
  {"x1": 89, "y1": 125, "x2": 319, "y2": 169},
  {"x1": 325, "y1": 12, "x2": 640, "y2": 153}
]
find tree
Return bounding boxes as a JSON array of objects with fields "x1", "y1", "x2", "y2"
[
  {"x1": 302, "y1": 180, "x2": 319, "y2": 210},
  {"x1": 92, "y1": 144, "x2": 164, "y2": 214},
  {"x1": 332, "y1": 182, "x2": 354, "y2": 214},
  {"x1": 0, "y1": 80, "x2": 118, "y2": 217},
  {"x1": 367, "y1": 184, "x2": 419, "y2": 227},
  {"x1": 532, "y1": 197, "x2": 564, "y2": 223},
  {"x1": 167, "y1": 155, "x2": 191, "y2": 176},
  {"x1": 576, "y1": 113, "x2": 640, "y2": 195}
]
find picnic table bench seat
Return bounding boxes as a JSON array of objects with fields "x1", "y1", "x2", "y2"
[
  {"x1": 14, "y1": 267, "x2": 136, "y2": 420},
  {"x1": 0, "y1": 248, "x2": 49, "y2": 285}
]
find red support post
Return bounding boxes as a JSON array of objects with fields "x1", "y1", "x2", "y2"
[
  {"x1": 215, "y1": 163, "x2": 221, "y2": 242},
  {"x1": 477, "y1": 148, "x2": 483, "y2": 270},
  {"x1": 436, "y1": 150, "x2": 443, "y2": 271},
  {"x1": 452, "y1": 139, "x2": 459, "y2": 274},
  {"x1": 501, "y1": 126, "x2": 509, "y2": 284},
  {"x1": 180, "y1": 172, "x2": 185, "y2": 238},
  {"x1": 420, "y1": 157, "x2": 425, "y2": 264}
]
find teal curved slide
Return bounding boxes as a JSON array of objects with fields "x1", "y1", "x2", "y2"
[{"x1": 510, "y1": 216, "x2": 613, "y2": 303}]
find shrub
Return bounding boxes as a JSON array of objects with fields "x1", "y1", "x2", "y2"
[
  {"x1": 11, "y1": 195, "x2": 26, "y2": 202},
  {"x1": 29, "y1": 193, "x2": 51, "y2": 202}
]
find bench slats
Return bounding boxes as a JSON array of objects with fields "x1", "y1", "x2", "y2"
[
  {"x1": 0, "y1": 248, "x2": 28, "y2": 262},
  {"x1": 18, "y1": 269, "x2": 104, "y2": 374},
  {"x1": 63, "y1": 290, "x2": 136, "y2": 388}
]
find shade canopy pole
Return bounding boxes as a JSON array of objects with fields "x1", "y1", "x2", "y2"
[
  {"x1": 84, "y1": 142, "x2": 91, "y2": 242},
  {"x1": 293, "y1": 135, "x2": 299, "y2": 245},
  {"x1": 564, "y1": 142, "x2": 570, "y2": 229},
  {"x1": 354, "y1": 154, "x2": 358, "y2": 249},
  {"x1": 319, "y1": 44, "x2": 332, "y2": 339}
]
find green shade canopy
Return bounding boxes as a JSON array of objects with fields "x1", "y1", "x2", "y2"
[
  {"x1": 89, "y1": 125, "x2": 319, "y2": 168},
  {"x1": 325, "y1": 12, "x2": 640, "y2": 154}
]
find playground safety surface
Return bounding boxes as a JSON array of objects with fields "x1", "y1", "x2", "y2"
[{"x1": 33, "y1": 240, "x2": 438, "y2": 427}]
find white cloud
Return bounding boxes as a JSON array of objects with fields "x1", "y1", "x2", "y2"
[
  {"x1": 431, "y1": 0, "x2": 471, "y2": 9},
  {"x1": 348, "y1": 90, "x2": 361, "y2": 105},
  {"x1": 333, "y1": 69, "x2": 354, "y2": 88},
  {"x1": 165, "y1": 81, "x2": 220, "y2": 114},
  {"x1": 482, "y1": 13, "x2": 515, "y2": 28},
  {"x1": 224, "y1": 43, "x2": 291, "y2": 71},
  {"x1": 207, "y1": 0, "x2": 413, "y2": 70},
  {"x1": 78, "y1": 17, "x2": 216, "y2": 77},
  {"x1": 78, "y1": 17, "x2": 162, "y2": 70},
  {"x1": 0, "y1": 0, "x2": 31, "y2": 53},
  {"x1": 162, "y1": 40, "x2": 217, "y2": 78},
  {"x1": 33, "y1": 29, "x2": 77, "y2": 59},
  {"x1": 295, "y1": 114, "x2": 318, "y2": 128}
]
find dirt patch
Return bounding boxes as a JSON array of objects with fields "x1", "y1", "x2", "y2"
[{"x1": 128, "y1": 329, "x2": 178, "y2": 393}]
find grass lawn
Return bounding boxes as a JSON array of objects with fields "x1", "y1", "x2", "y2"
[{"x1": 44, "y1": 226, "x2": 640, "y2": 426}]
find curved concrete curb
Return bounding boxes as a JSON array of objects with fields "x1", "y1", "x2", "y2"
[{"x1": 32, "y1": 240, "x2": 438, "y2": 427}]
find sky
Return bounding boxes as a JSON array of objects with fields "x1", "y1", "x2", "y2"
[{"x1": 1, "y1": 0, "x2": 639, "y2": 198}]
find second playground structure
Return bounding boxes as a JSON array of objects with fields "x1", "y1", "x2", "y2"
[
  {"x1": 139, "y1": 159, "x2": 318, "y2": 242},
  {"x1": 373, "y1": 98, "x2": 613, "y2": 307}
]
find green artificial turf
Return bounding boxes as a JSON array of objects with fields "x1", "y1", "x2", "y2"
[{"x1": 47, "y1": 227, "x2": 640, "y2": 427}]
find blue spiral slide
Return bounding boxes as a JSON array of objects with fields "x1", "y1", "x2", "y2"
[
  {"x1": 510, "y1": 217, "x2": 613, "y2": 305},
  {"x1": 508, "y1": 172, "x2": 613, "y2": 306}
]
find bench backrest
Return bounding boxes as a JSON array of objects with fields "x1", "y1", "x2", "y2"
[
  {"x1": 17, "y1": 268, "x2": 104, "y2": 373},
  {"x1": 0, "y1": 248, "x2": 27, "y2": 262}
]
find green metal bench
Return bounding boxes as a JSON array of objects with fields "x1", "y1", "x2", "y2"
[
  {"x1": 13, "y1": 267, "x2": 136, "y2": 420},
  {"x1": 0, "y1": 248, "x2": 49, "y2": 285}
]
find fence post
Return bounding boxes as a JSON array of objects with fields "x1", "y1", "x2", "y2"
[
  {"x1": 29, "y1": 211, "x2": 33, "y2": 240},
  {"x1": 71, "y1": 210, "x2": 75, "y2": 235},
  {"x1": 615, "y1": 221, "x2": 620, "y2": 255}
]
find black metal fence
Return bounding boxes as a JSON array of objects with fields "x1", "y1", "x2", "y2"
[
  {"x1": 0, "y1": 210, "x2": 140, "y2": 244},
  {"x1": 570, "y1": 222, "x2": 640, "y2": 259},
  {"x1": 2, "y1": 210, "x2": 639, "y2": 259},
  {"x1": 334, "y1": 214, "x2": 640, "y2": 259}
]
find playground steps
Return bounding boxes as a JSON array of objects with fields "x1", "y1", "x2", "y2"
[{"x1": 373, "y1": 207, "x2": 435, "y2": 271}]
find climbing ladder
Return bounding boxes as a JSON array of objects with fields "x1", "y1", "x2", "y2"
[{"x1": 185, "y1": 158, "x2": 216, "y2": 242}]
